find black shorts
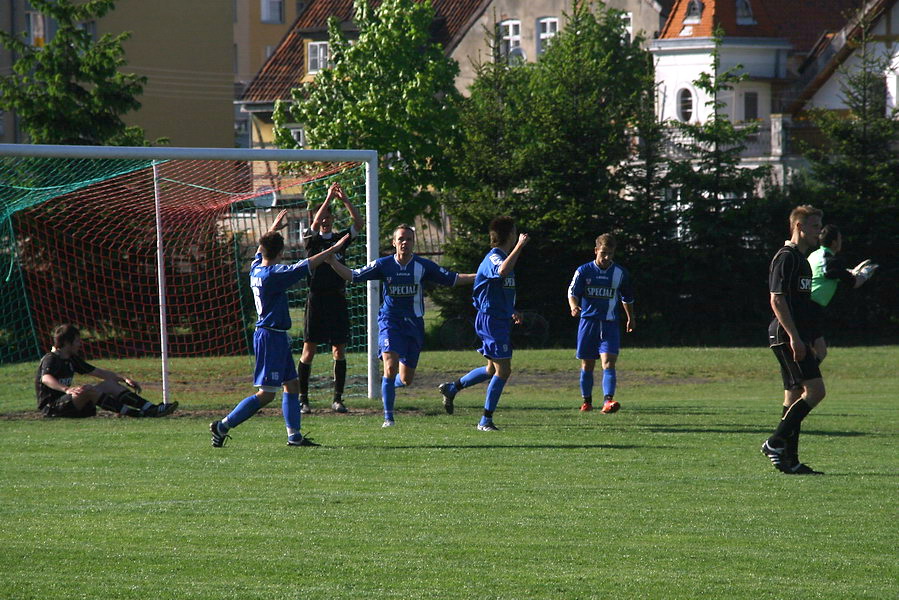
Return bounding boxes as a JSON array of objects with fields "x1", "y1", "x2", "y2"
[
  {"x1": 771, "y1": 343, "x2": 822, "y2": 390},
  {"x1": 304, "y1": 291, "x2": 350, "y2": 345},
  {"x1": 41, "y1": 395, "x2": 97, "y2": 418}
]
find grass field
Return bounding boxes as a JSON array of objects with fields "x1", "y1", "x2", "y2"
[{"x1": 1, "y1": 346, "x2": 896, "y2": 599}]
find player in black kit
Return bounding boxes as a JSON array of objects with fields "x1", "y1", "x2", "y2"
[
  {"x1": 761, "y1": 205, "x2": 825, "y2": 475},
  {"x1": 297, "y1": 182, "x2": 363, "y2": 414}
]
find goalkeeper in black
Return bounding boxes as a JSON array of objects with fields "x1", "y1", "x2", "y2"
[
  {"x1": 761, "y1": 205, "x2": 825, "y2": 475},
  {"x1": 297, "y1": 182, "x2": 363, "y2": 414}
]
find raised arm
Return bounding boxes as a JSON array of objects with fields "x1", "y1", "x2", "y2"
[
  {"x1": 306, "y1": 233, "x2": 351, "y2": 271},
  {"x1": 498, "y1": 233, "x2": 530, "y2": 277},
  {"x1": 324, "y1": 254, "x2": 354, "y2": 281},
  {"x1": 335, "y1": 184, "x2": 364, "y2": 232},
  {"x1": 257, "y1": 209, "x2": 289, "y2": 255}
]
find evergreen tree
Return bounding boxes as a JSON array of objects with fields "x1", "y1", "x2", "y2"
[
  {"x1": 0, "y1": 0, "x2": 150, "y2": 146},
  {"x1": 273, "y1": 0, "x2": 461, "y2": 229}
]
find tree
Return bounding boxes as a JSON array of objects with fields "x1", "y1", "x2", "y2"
[
  {"x1": 437, "y1": 1, "x2": 653, "y2": 342},
  {"x1": 663, "y1": 28, "x2": 771, "y2": 342},
  {"x1": 273, "y1": 0, "x2": 462, "y2": 229},
  {"x1": 802, "y1": 20, "x2": 899, "y2": 341},
  {"x1": 0, "y1": 0, "x2": 151, "y2": 146}
]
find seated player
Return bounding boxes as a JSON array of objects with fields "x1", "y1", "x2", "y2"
[{"x1": 36, "y1": 323, "x2": 177, "y2": 418}]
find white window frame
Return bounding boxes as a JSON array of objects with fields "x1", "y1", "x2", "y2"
[
  {"x1": 621, "y1": 12, "x2": 633, "y2": 44},
  {"x1": 499, "y1": 19, "x2": 522, "y2": 61},
  {"x1": 261, "y1": 0, "x2": 284, "y2": 24},
  {"x1": 736, "y1": 0, "x2": 757, "y2": 25},
  {"x1": 25, "y1": 11, "x2": 46, "y2": 47},
  {"x1": 684, "y1": 1, "x2": 703, "y2": 25},
  {"x1": 307, "y1": 41, "x2": 329, "y2": 74},
  {"x1": 677, "y1": 88, "x2": 694, "y2": 122},
  {"x1": 536, "y1": 17, "x2": 558, "y2": 55}
]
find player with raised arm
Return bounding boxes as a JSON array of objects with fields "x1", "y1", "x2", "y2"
[
  {"x1": 36, "y1": 323, "x2": 177, "y2": 418},
  {"x1": 761, "y1": 205, "x2": 826, "y2": 475},
  {"x1": 567, "y1": 233, "x2": 635, "y2": 413},
  {"x1": 297, "y1": 182, "x2": 363, "y2": 415},
  {"x1": 437, "y1": 216, "x2": 529, "y2": 431},
  {"x1": 210, "y1": 210, "x2": 348, "y2": 447},
  {"x1": 328, "y1": 225, "x2": 474, "y2": 427}
]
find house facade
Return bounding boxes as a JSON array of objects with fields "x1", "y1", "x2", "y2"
[
  {"x1": 650, "y1": 0, "x2": 898, "y2": 177},
  {"x1": 238, "y1": 0, "x2": 670, "y2": 149}
]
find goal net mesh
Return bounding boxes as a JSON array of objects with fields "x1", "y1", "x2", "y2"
[{"x1": 1, "y1": 154, "x2": 369, "y2": 398}]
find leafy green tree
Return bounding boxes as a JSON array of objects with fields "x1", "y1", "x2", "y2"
[
  {"x1": 802, "y1": 23, "x2": 899, "y2": 340},
  {"x1": 663, "y1": 28, "x2": 771, "y2": 342},
  {"x1": 0, "y1": 0, "x2": 150, "y2": 146},
  {"x1": 273, "y1": 0, "x2": 461, "y2": 229},
  {"x1": 438, "y1": 2, "x2": 653, "y2": 341}
]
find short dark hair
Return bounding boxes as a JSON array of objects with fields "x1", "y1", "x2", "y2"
[
  {"x1": 595, "y1": 233, "x2": 617, "y2": 249},
  {"x1": 259, "y1": 231, "x2": 285, "y2": 260},
  {"x1": 394, "y1": 224, "x2": 415, "y2": 239},
  {"x1": 819, "y1": 224, "x2": 841, "y2": 247},
  {"x1": 489, "y1": 216, "x2": 516, "y2": 247},
  {"x1": 52, "y1": 323, "x2": 80, "y2": 348}
]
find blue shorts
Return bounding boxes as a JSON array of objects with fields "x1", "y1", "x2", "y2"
[
  {"x1": 576, "y1": 318, "x2": 621, "y2": 359},
  {"x1": 378, "y1": 316, "x2": 425, "y2": 369},
  {"x1": 253, "y1": 328, "x2": 298, "y2": 391},
  {"x1": 476, "y1": 311, "x2": 513, "y2": 360}
]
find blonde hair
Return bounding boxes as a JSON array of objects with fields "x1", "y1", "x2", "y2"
[
  {"x1": 595, "y1": 233, "x2": 616, "y2": 249},
  {"x1": 789, "y1": 205, "x2": 823, "y2": 232}
]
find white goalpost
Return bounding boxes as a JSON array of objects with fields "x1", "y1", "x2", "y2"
[{"x1": 0, "y1": 143, "x2": 381, "y2": 400}]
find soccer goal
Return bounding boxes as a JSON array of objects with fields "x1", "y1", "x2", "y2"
[{"x1": 0, "y1": 144, "x2": 381, "y2": 401}]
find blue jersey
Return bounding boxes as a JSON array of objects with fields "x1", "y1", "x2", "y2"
[
  {"x1": 352, "y1": 254, "x2": 458, "y2": 319},
  {"x1": 473, "y1": 248, "x2": 516, "y2": 319},
  {"x1": 568, "y1": 261, "x2": 634, "y2": 321},
  {"x1": 250, "y1": 253, "x2": 310, "y2": 330}
]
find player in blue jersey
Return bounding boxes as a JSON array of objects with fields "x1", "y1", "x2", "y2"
[
  {"x1": 567, "y1": 233, "x2": 635, "y2": 414},
  {"x1": 331, "y1": 224, "x2": 474, "y2": 427},
  {"x1": 210, "y1": 209, "x2": 348, "y2": 447},
  {"x1": 438, "y1": 216, "x2": 529, "y2": 431}
]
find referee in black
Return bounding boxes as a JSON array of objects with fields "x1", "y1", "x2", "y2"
[
  {"x1": 297, "y1": 183, "x2": 363, "y2": 414},
  {"x1": 761, "y1": 205, "x2": 826, "y2": 475}
]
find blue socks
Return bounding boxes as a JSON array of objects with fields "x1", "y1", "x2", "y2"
[
  {"x1": 602, "y1": 368, "x2": 617, "y2": 397},
  {"x1": 460, "y1": 366, "x2": 490, "y2": 390},
  {"x1": 282, "y1": 392, "x2": 301, "y2": 434},
  {"x1": 393, "y1": 374, "x2": 405, "y2": 389},
  {"x1": 223, "y1": 394, "x2": 262, "y2": 429},
  {"x1": 580, "y1": 369, "x2": 594, "y2": 398},
  {"x1": 381, "y1": 376, "x2": 396, "y2": 421},
  {"x1": 484, "y1": 376, "x2": 506, "y2": 415}
]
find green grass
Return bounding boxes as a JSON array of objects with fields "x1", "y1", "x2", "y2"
[{"x1": 1, "y1": 347, "x2": 897, "y2": 599}]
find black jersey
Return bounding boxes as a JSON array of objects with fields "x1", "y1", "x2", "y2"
[
  {"x1": 34, "y1": 351, "x2": 95, "y2": 409},
  {"x1": 768, "y1": 243, "x2": 817, "y2": 346},
  {"x1": 303, "y1": 226, "x2": 355, "y2": 294}
]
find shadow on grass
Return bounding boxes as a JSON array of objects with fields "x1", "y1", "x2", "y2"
[
  {"x1": 376, "y1": 443, "x2": 669, "y2": 451},
  {"x1": 644, "y1": 425, "x2": 868, "y2": 437}
]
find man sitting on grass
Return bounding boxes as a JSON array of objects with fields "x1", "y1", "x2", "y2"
[{"x1": 36, "y1": 323, "x2": 177, "y2": 418}]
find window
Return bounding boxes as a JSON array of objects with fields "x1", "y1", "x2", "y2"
[
  {"x1": 25, "y1": 11, "x2": 46, "y2": 47},
  {"x1": 261, "y1": 0, "x2": 284, "y2": 24},
  {"x1": 536, "y1": 17, "x2": 558, "y2": 55},
  {"x1": 678, "y1": 88, "x2": 693, "y2": 122},
  {"x1": 264, "y1": 45, "x2": 276, "y2": 60},
  {"x1": 498, "y1": 19, "x2": 522, "y2": 62},
  {"x1": 308, "y1": 41, "x2": 329, "y2": 73},
  {"x1": 621, "y1": 12, "x2": 633, "y2": 44},
  {"x1": 684, "y1": 0, "x2": 703, "y2": 25},
  {"x1": 288, "y1": 218, "x2": 306, "y2": 246},
  {"x1": 76, "y1": 21, "x2": 97, "y2": 41},
  {"x1": 736, "y1": 0, "x2": 756, "y2": 25},
  {"x1": 743, "y1": 91, "x2": 758, "y2": 121}
]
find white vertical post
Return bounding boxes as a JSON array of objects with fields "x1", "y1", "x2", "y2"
[
  {"x1": 365, "y1": 155, "x2": 379, "y2": 399},
  {"x1": 151, "y1": 162, "x2": 171, "y2": 405}
]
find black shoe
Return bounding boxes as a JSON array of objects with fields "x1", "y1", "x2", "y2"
[
  {"x1": 760, "y1": 439, "x2": 788, "y2": 472},
  {"x1": 331, "y1": 400, "x2": 348, "y2": 413},
  {"x1": 210, "y1": 421, "x2": 231, "y2": 448},
  {"x1": 476, "y1": 421, "x2": 499, "y2": 431},
  {"x1": 151, "y1": 401, "x2": 179, "y2": 417},
  {"x1": 784, "y1": 462, "x2": 824, "y2": 475},
  {"x1": 287, "y1": 433, "x2": 320, "y2": 447},
  {"x1": 438, "y1": 382, "x2": 456, "y2": 414}
]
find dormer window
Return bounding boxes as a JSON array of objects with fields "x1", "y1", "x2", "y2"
[
  {"x1": 736, "y1": 0, "x2": 757, "y2": 25},
  {"x1": 684, "y1": 0, "x2": 703, "y2": 25}
]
